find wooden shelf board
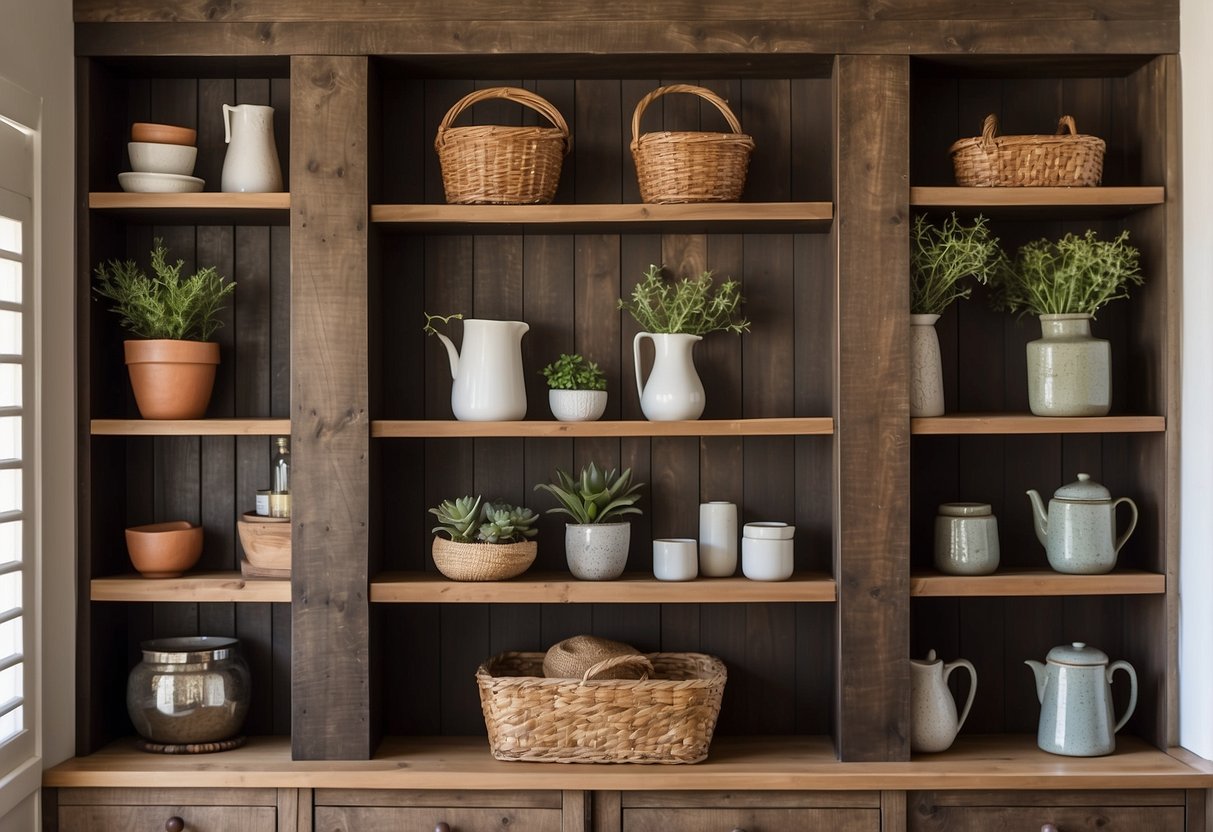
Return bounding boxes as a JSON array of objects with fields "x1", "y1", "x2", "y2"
[
  {"x1": 911, "y1": 568, "x2": 1165, "y2": 597},
  {"x1": 370, "y1": 201, "x2": 833, "y2": 232},
  {"x1": 91, "y1": 419, "x2": 291, "y2": 436},
  {"x1": 91, "y1": 572, "x2": 290, "y2": 603},
  {"x1": 89, "y1": 191, "x2": 290, "y2": 222},
  {"x1": 910, "y1": 186, "x2": 1164, "y2": 217},
  {"x1": 372, "y1": 417, "x2": 833, "y2": 438},
  {"x1": 371, "y1": 571, "x2": 835, "y2": 603},
  {"x1": 43, "y1": 735, "x2": 1213, "y2": 791},
  {"x1": 911, "y1": 414, "x2": 1165, "y2": 435}
]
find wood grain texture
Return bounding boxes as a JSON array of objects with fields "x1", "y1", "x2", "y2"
[
  {"x1": 833, "y1": 54, "x2": 911, "y2": 762},
  {"x1": 289, "y1": 55, "x2": 372, "y2": 760},
  {"x1": 314, "y1": 790, "x2": 561, "y2": 808},
  {"x1": 91, "y1": 572, "x2": 291, "y2": 602},
  {"x1": 907, "y1": 805, "x2": 1184, "y2": 831},
  {"x1": 623, "y1": 807, "x2": 881, "y2": 831},
  {"x1": 910, "y1": 185, "x2": 1163, "y2": 208},
  {"x1": 57, "y1": 787, "x2": 279, "y2": 805},
  {"x1": 91, "y1": 419, "x2": 289, "y2": 435},
  {"x1": 911, "y1": 414, "x2": 1164, "y2": 434},
  {"x1": 909, "y1": 568, "x2": 1165, "y2": 597},
  {"x1": 622, "y1": 791, "x2": 880, "y2": 807},
  {"x1": 315, "y1": 806, "x2": 563, "y2": 832},
  {"x1": 372, "y1": 418, "x2": 832, "y2": 437},
  {"x1": 370, "y1": 201, "x2": 833, "y2": 228},
  {"x1": 60, "y1": 805, "x2": 277, "y2": 832},
  {"x1": 882, "y1": 790, "x2": 908, "y2": 832}
]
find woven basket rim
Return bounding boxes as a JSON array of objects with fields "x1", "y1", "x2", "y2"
[{"x1": 478, "y1": 650, "x2": 727, "y2": 688}]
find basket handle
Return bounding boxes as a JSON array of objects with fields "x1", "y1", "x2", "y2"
[
  {"x1": 1056, "y1": 115, "x2": 1078, "y2": 136},
  {"x1": 435, "y1": 86, "x2": 571, "y2": 154},
  {"x1": 979, "y1": 113, "x2": 1000, "y2": 149},
  {"x1": 631, "y1": 84, "x2": 744, "y2": 144},
  {"x1": 581, "y1": 653, "x2": 654, "y2": 682}
]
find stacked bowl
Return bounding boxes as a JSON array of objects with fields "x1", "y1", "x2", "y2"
[{"x1": 120, "y1": 122, "x2": 204, "y2": 193}]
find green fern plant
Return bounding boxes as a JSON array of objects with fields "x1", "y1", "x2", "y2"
[
  {"x1": 93, "y1": 239, "x2": 235, "y2": 341},
  {"x1": 992, "y1": 229, "x2": 1142, "y2": 317},
  {"x1": 618, "y1": 265, "x2": 750, "y2": 335},
  {"x1": 911, "y1": 213, "x2": 1002, "y2": 315}
]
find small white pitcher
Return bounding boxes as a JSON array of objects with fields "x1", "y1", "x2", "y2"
[
  {"x1": 911, "y1": 649, "x2": 977, "y2": 753},
  {"x1": 222, "y1": 104, "x2": 283, "y2": 193},
  {"x1": 633, "y1": 332, "x2": 705, "y2": 421}
]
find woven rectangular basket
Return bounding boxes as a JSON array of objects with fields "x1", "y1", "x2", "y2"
[
  {"x1": 476, "y1": 651, "x2": 726, "y2": 764},
  {"x1": 950, "y1": 114, "x2": 1105, "y2": 187}
]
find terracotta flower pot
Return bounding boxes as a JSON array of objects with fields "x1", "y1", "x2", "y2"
[{"x1": 124, "y1": 339, "x2": 220, "y2": 420}]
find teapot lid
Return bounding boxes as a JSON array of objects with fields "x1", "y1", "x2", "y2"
[
  {"x1": 1053, "y1": 473, "x2": 1111, "y2": 501},
  {"x1": 910, "y1": 649, "x2": 941, "y2": 667},
  {"x1": 1046, "y1": 641, "x2": 1109, "y2": 666}
]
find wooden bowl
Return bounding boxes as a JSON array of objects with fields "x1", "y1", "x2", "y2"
[
  {"x1": 125, "y1": 521, "x2": 203, "y2": 578},
  {"x1": 237, "y1": 511, "x2": 291, "y2": 571},
  {"x1": 130, "y1": 122, "x2": 197, "y2": 147}
]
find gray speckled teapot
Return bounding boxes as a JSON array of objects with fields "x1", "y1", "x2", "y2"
[
  {"x1": 1026, "y1": 473, "x2": 1138, "y2": 574},
  {"x1": 1026, "y1": 642, "x2": 1137, "y2": 757}
]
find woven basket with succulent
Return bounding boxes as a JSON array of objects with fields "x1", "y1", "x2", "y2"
[{"x1": 429, "y1": 495, "x2": 539, "y2": 581}]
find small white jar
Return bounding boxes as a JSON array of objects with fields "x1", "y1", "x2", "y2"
[
  {"x1": 741, "y1": 522, "x2": 795, "y2": 581},
  {"x1": 653, "y1": 538, "x2": 698, "y2": 581}
]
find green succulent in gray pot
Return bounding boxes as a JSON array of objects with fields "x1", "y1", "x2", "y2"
[{"x1": 534, "y1": 462, "x2": 645, "y2": 581}]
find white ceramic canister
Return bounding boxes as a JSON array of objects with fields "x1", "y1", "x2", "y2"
[
  {"x1": 653, "y1": 538, "x2": 698, "y2": 581},
  {"x1": 934, "y1": 502, "x2": 1000, "y2": 575},
  {"x1": 742, "y1": 522, "x2": 795, "y2": 581},
  {"x1": 699, "y1": 501, "x2": 738, "y2": 577}
]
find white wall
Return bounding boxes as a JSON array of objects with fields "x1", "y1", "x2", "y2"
[
  {"x1": 1180, "y1": 0, "x2": 1213, "y2": 760},
  {"x1": 0, "y1": 0, "x2": 77, "y2": 796}
]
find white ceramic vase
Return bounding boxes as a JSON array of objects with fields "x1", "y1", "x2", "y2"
[
  {"x1": 698, "y1": 501, "x2": 738, "y2": 577},
  {"x1": 910, "y1": 313, "x2": 945, "y2": 418},
  {"x1": 222, "y1": 104, "x2": 284, "y2": 193},
  {"x1": 549, "y1": 389, "x2": 607, "y2": 421},
  {"x1": 431, "y1": 319, "x2": 529, "y2": 421},
  {"x1": 565, "y1": 522, "x2": 630, "y2": 580},
  {"x1": 1026, "y1": 313, "x2": 1110, "y2": 416},
  {"x1": 634, "y1": 332, "x2": 705, "y2": 421}
]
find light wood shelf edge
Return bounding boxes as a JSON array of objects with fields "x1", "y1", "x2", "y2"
[
  {"x1": 43, "y1": 735, "x2": 1213, "y2": 791},
  {"x1": 911, "y1": 414, "x2": 1165, "y2": 435},
  {"x1": 372, "y1": 417, "x2": 833, "y2": 438},
  {"x1": 371, "y1": 571, "x2": 836, "y2": 603},
  {"x1": 909, "y1": 186, "x2": 1165, "y2": 207},
  {"x1": 91, "y1": 419, "x2": 291, "y2": 436},
  {"x1": 91, "y1": 572, "x2": 291, "y2": 603},
  {"x1": 910, "y1": 568, "x2": 1165, "y2": 597},
  {"x1": 370, "y1": 202, "x2": 834, "y2": 224},
  {"x1": 89, "y1": 192, "x2": 291, "y2": 210}
]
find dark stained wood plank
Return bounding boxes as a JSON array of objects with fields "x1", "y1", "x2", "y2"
[
  {"x1": 289, "y1": 55, "x2": 371, "y2": 760},
  {"x1": 833, "y1": 54, "x2": 910, "y2": 762}
]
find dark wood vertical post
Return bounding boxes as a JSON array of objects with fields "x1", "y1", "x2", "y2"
[
  {"x1": 290, "y1": 55, "x2": 371, "y2": 760},
  {"x1": 833, "y1": 53, "x2": 911, "y2": 762}
]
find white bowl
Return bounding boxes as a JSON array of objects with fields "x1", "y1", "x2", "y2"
[
  {"x1": 128, "y1": 141, "x2": 198, "y2": 176},
  {"x1": 118, "y1": 171, "x2": 205, "y2": 194}
]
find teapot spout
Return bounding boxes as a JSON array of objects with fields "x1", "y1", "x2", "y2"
[
  {"x1": 432, "y1": 331, "x2": 460, "y2": 380},
  {"x1": 1026, "y1": 489, "x2": 1048, "y2": 548},
  {"x1": 1025, "y1": 660, "x2": 1047, "y2": 703}
]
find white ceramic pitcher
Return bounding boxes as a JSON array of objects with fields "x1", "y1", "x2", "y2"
[
  {"x1": 432, "y1": 319, "x2": 529, "y2": 421},
  {"x1": 222, "y1": 104, "x2": 283, "y2": 193},
  {"x1": 633, "y1": 332, "x2": 705, "y2": 421}
]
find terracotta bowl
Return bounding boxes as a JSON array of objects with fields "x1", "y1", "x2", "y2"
[
  {"x1": 125, "y1": 521, "x2": 203, "y2": 578},
  {"x1": 130, "y1": 122, "x2": 197, "y2": 147},
  {"x1": 236, "y1": 511, "x2": 291, "y2": 571}
]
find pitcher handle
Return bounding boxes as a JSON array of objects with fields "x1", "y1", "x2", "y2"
[
  {"x1": 1108, "y1": 659, "x2": 1138, "y2": 734},
  {"x1": 1113, "y1": 497, "x2": 1139, "y2": 555},
  {"x1": 633, "y1": 332, "x2": 653, "y2": 405},
  {"x1": 944, "y1": 658, "x2": 977, "y2": 734},
  {"x1": 223, "y1": 104, "x2": 234, "y2": 145}
]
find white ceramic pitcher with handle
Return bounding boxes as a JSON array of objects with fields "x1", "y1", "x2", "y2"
[
  {"x1": 911, "y1": 649, "x2": 977, "y2": 753},
  {"x1": 432, "y1": 319, "x2": 529, "y2": 421},
  {"x1": 222, "y1": 104, "x2": 283, "y2": 193},
  {"x1": 633, "y1": 332, "x2": 705, "y2": 421}
]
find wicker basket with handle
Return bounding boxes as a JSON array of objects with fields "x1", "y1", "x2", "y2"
[
  {"x1": 435, "y1": 86, "x2": 571, "y2": 205},
  {"x1": 477, "y1": 651, "x2": 726, "y2": 764},
  {"x1": 630, "y1": 84, "x2": 754, "y2": 204},
  {"x1": 949, "y1": 113, "x2": 1105, "y2": 187}
]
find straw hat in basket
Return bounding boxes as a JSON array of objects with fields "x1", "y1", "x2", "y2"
[{"x1": 543, "y1": 635, "x2": 650, "y2": 680}]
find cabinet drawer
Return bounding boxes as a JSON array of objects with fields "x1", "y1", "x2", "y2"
[
  {"x1": 60, "y1": 805, "x2": 276, "y2": 832},
  {"x1": 623, "y1": 808, "x2": 881, "y2": 832},
  {"x1": 316, "y1": 805, "x2": 564, "y2": 832},
  {"x1": 908, "y1": 805, "x2": 1186, "y2": 831}
]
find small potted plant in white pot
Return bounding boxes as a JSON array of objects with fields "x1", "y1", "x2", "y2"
[
  {"x1": 542, "y1": 353, "x2": 608, "y2": 421},
  {"x1": 910, "y1": 213, "x2": 1001, "y2": 417},
  {"x1": 94, "y1": 238, "x2": 235, "y2": 420},
  {"x1": 619, "y1": 265, "x2": 749, "y2": 421},
  {"x1": 992, "y1": 229, "x2": 1142, "y2": 417},
  {"x1": 428, "y1": 495, "x2": 539, "y2": 581},
  {"x1": 534, "y1": 462, "x2": 644, "y2": 580}
]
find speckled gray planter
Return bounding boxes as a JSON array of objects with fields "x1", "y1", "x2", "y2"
[
  {"x1": 1027, "y1": 314, "x2": 1111, "y2": 417},
  {"x1": 565, "y1": 522, "x2": 630, "y2": 580}
]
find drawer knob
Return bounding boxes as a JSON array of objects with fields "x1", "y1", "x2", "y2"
[
  {"x1": 731, "y1": 828, "x2": 747, "y2": 832},
  {"x1": 165, "y1": 818, "x2": 185, "y2": 832},
  {"x1": 435, "y1": 824, "x2": 451, "y2": 832},
  {"x1": 1041, "y1": 825, "x2": 1059, "y2": 832}
]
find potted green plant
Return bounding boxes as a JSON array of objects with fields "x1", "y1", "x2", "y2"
[
  {"x1": 428, "y1": 495, "x2": 539, "y2": 581},
  {"x1": 992, "y1": 229, "x2": 1142, "y2": 416},
  {"x1": 534, "y1": 462, "x2": 644, "y2": 580},
  {"x1": 541, "y1": 353, "x2": 608, "y2": 421},
  {"x1": 93, "y1": 238, "x2": 236, "y2": 420},
  {"x1": 910, "y1": 213, "x2": 1001, "y2": 417},
  {"x1": 618, "y1": 264, "x2": 749, "y2": 421}
]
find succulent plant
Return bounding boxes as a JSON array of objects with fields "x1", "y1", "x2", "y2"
[
  {"x1": 534, "y1": 462, "x2": 645, "y2": 525},
  {"x1": 429, "y1": 496, "x2": 538, "y2": 544}
]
